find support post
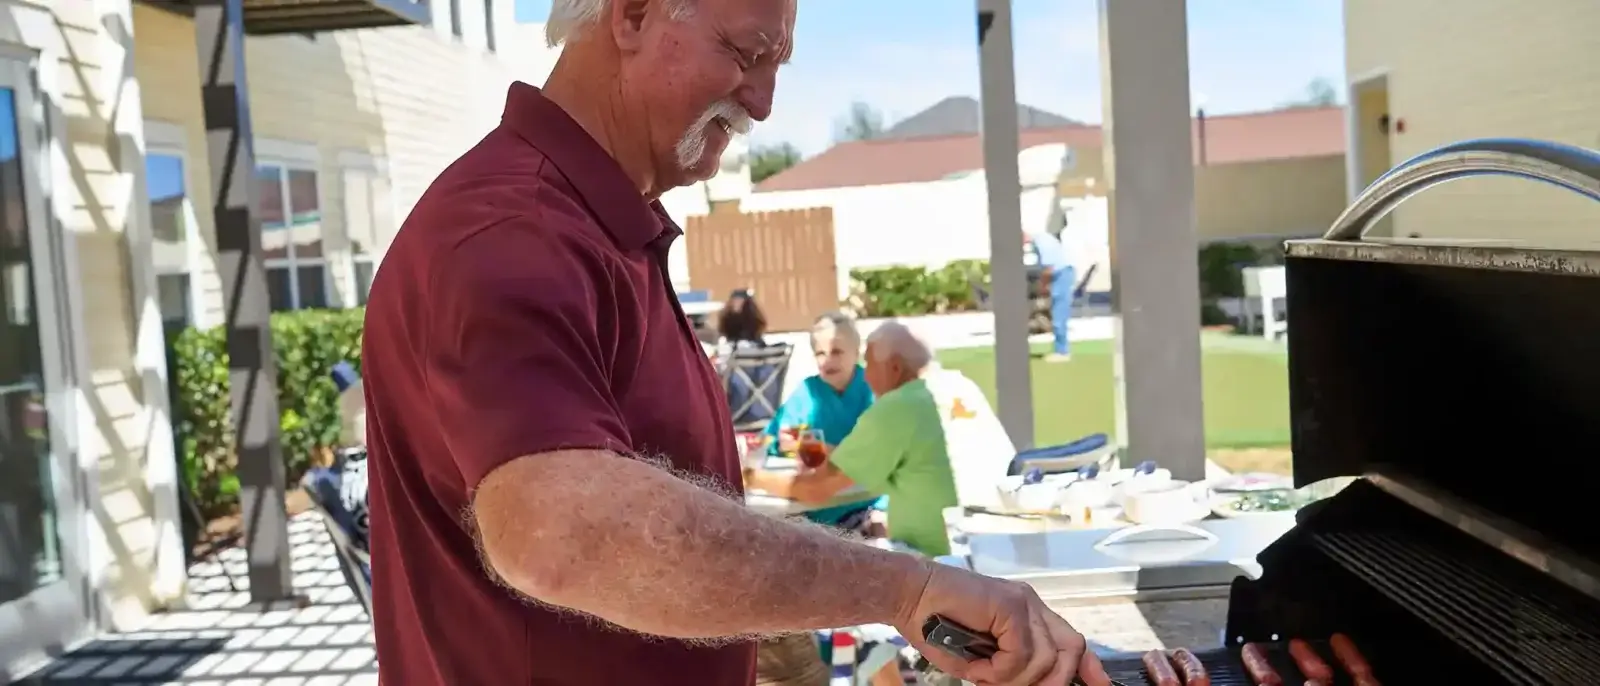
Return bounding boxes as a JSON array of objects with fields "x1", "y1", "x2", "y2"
[
  {"x1": 975, "y1": 0, "x2": 1035, "y2": 449},
  {"x1": 1098, "y1": 0, "x2": 1206, "y2": 481},
  {"x1": 194, "y1": 0, "x2": 296, "y2": 602}
]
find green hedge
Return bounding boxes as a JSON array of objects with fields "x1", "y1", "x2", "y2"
[
  {"x1": 849, "y1": 260, "x2": 991, "y2": 317},
  {"x1": 170, "y1": 308, "x2": 365, "y2": 517}
]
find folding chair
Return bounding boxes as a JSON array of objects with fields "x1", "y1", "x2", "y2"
[
  {"x1": 300, "y1": 450, "x2": 373, "y2": 617},
  {"x1": 720, "y1": 343, "x2": 793, "y2": 433},
  {"x1": 1006, "y1": 432, "x2": 1116, "y2": 476}
]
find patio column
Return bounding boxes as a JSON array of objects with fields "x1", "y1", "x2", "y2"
[
  {"x1": 1098, "y1": 0, "x2": 1206, "y2": 481},
  {"x1": 975, "y1": 0, "x2": 1035, "y2": 449},
  {"x1": 194, "y1": 0, "x2": 296, "y2": 602}
]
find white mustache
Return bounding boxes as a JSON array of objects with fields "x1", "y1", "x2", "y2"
[{"x1": 699, "y1": 99, "x2": 753, "y2": 135}]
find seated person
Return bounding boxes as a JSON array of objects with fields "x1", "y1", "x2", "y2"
[
  {"x1": 717, "y1": 290, "x2": 785, "y2": 428},
  {"x1": 745, "y1": 321, "x2": 959, "y2": 557},
  {"x1": 713, "y1": 288, "x2": 769, "y2": 360},
  {"x1": 762, "y1": 312, "x2": 881, "y2": 532}
]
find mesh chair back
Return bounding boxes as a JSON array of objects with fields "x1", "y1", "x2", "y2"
[{"x1": 721, "y1": 343, "x2": 793, "y2": 433}]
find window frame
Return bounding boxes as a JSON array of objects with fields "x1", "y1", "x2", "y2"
[
  {"x1": 483, "y1": 0, "x2": 496, "y2": 51},
  {"x1": 255, "y1": 140, "x2": 331, "y2": 311},
  {"x1": 142, "y1": 120, "x2": 208, "y2": 327},
  {"x1": 336, "y1": 150, "x2": 390, "y2": 307}
]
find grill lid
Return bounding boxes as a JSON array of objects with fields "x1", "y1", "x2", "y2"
[{"x1": 1283, "y1": 138, "x2": 1600, "y2": 565}]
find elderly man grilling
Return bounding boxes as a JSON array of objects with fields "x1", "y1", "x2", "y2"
[
  {"x1": 360, "y1": 0, "x2": 1108, "y2": 682},
  {"x1": 746, "y1": 321, "x2": 1015, "y2": 557}
]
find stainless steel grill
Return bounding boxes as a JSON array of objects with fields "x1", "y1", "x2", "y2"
[{"x1": 1094, "y1": 138, "x2": 1600, "y2": 686}]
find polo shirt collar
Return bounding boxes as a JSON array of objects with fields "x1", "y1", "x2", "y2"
[{"x1": 501, "y1": 82, "x2": 680, "y2": 250}]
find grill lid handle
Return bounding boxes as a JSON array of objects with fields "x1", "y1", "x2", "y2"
[{"x1": 1325, "y1": 138, "x2": 1600, "y2": 241}]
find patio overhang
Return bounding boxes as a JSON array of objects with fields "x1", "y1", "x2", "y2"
[{"x1": 143, "y1": 0, "x2": 430, "y2": 35}]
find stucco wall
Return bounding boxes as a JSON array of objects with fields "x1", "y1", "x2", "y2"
[
  {"x1": 1194, "y1": 155, "x2": 1346, "y2": 241},
  {"x1": 743, "y1": 149, "x2": 1342, "y2": 300},
  {"x1": 1344, "y1": 0, "x2": 1600, "y2": 244}
]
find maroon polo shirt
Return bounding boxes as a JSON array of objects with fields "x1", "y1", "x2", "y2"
[{"x1": 361, "y1": 83, "x2": 751, "y2": 685}]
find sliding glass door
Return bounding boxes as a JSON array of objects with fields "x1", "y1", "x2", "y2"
[{"x1": 0, "y1": 55, "x2": 90, "y2": 676}]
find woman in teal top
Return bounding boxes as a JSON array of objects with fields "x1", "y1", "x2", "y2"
[{"x1": 764, "y1": 313, "x2": 886, "y2": 528}]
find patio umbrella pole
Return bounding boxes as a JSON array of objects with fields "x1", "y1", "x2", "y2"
[
  {"x1": 975, "y1": 0, "x2": 1036, "y2": 450},
  {"x1": 194, "y1": 0, "x2": 299, "y2": 605}
]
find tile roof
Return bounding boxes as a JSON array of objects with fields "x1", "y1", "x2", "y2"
[{"x1": 755, "y1": 106, "x2": 1346, "y2": 192}]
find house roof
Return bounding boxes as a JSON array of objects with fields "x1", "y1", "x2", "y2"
[
  {"x1": 756, "y1": 105, "x2": 1346, "y2": 193},
  {"x1": 882, "y1": 96, "x2": 1079, "y2": 140}
]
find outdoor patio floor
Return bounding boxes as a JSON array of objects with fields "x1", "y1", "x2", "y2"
[{"x1": 15, "y1": 513, "x2": 377, "y2": 685}]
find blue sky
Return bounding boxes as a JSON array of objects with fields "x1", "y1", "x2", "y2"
[{"x1": 515, "y1": 0, "x2": 1346, "y2": 155}]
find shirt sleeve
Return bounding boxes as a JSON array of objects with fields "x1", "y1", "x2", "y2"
[
  {"x1": 826, "y1": 393, "x2": 914, "y2": 494},
  {"x1": 425, "y1": 219, "x2": 632, "y2": 492}
]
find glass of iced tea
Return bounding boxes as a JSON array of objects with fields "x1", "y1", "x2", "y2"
[{"x1": 797, "y1": 428, "x2": 828, "y2": 469}]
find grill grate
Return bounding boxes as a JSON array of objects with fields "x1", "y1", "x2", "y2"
[
  {"x1": 1099, "y1": 648, "x2": 1249, "y2": 686},
  {"x1": 1316, "y1": 530, "x2": 1600, "y2": 685},
  {"x1": 1099, "y1": 642, "x2": 1359, "y2": 686}
]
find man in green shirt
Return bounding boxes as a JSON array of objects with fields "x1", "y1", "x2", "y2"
[{"x1": 745, "y1": 322, "x2": 958, "y2": 557}]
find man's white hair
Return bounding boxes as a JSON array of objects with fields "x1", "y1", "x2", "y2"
[
  {"x1": 866, "y1": 321, "x2": 934, "y2": 372},
  {"x1": 546, "y1": 0, "x2": 693, "y2": 47}
]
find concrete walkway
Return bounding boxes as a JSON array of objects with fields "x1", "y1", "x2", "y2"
[{"x1": 14, "y1": 514, "x2": 376, "y2": 685}]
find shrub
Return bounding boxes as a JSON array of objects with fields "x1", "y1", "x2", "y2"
[
  {"x1": 1197, "y1": 243, "x2": 1264, "y2": 300},
  {"x1": 850, "y1": 260, "x2": 991, "y2": 317},
  {"x1": 170, "y1": 308, "x2": 365, "y2": 518}
]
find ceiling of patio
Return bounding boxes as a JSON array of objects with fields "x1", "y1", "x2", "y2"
[{"x1": 145, "y1": 0, "x2": 431, "y2": 36}]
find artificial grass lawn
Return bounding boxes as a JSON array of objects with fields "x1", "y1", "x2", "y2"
[{"x1": 937, "y1": 333, "x2": 1291, "y2": 450}]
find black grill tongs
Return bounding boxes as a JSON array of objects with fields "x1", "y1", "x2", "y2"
[{"x1": 913, "y1": 614, "x2": 1127, "y2": 686}]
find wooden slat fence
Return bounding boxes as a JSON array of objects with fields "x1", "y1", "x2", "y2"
[{"x1": 685, "y1": 207, "x2": 838, "y2": 333}]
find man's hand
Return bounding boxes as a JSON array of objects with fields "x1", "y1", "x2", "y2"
[{"x1": 893, "y1": 564, "x2": 1111, "y2": 686}]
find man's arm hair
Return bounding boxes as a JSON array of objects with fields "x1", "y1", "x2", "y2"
[{"x1": 471, "y1": 449, "x2": 931, "y2": 640}]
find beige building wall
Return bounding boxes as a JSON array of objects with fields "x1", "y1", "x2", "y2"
[
  {"x1": 1344, "y1": 0, "x2": 1600, "y2": 245},
  {"x1": 134, "y1": 2, "x2": 533, "y2": 325},
  {"x1": 1058, "y1": 147, "x2": 1345, "y2": 243},
  {"x1": 1194, "y1": 156, "x2": 1347, "y2": 242}
]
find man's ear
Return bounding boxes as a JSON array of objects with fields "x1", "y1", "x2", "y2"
[{"x1": 611, "y1": 0, "x2": 650, "y2": 53}]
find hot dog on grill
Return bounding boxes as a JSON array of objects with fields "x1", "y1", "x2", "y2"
[
  {"x1": 1329, "y1": 633, "x2": 1373, "y2": 676},
  {"x1": 1287, "y1": 639, "x2": 1333, "y2": 682},
  {"x1": 1142, "y1": 649, "x2": 1180, "y2": 686},
  {"x1": 1240, "y1": 643, "x2": 1283, "y2": 686},
  {"x1": 1166, "y1": 647, "x2": 1211, "y2": 686},
  {"x1": 1304, "y1": 681, "x2": 1327, "y2": 686}
]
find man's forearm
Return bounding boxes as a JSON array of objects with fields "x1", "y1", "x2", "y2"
[{"x1": 473, "y1": 449, "x2": 931, "y2": 640}]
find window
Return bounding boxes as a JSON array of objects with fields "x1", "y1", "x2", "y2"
[
  {"x1": 257, "y1": 164, "x2": 331, "y2": 311},
  {"x1": 341, "y1": 162, "x2": 394, "y2": 306},
  {"x1": 483, "y1": 0, "x2": 496, "y2": 51},
  {"x1": 449, "y1": 0, "x2": 463, "y2": 38},
  {"x1": 146, "y1": 151, "x2": 194, "y2": 326}
]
